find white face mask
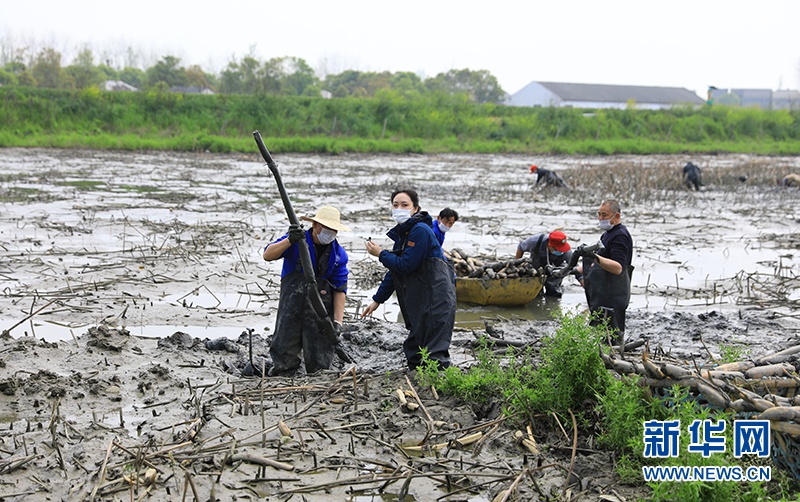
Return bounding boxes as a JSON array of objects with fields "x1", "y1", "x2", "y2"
[
  {"x1": 439, "y1": 222, "x2": 451, "y2": 233},
  {"x1": 316, "y1": 227, "x2": 337, "y2": 245},
  {"x1": 598, "y1": 219, "x2": 614, "y2": 231},
  {"x1": 392, "y1": 209, "x2": 412, "y2": 225}
]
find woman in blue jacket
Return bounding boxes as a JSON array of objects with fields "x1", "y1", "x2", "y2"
[{"x1": 362, "y1": 188, "x2": 456, "y2": 370}]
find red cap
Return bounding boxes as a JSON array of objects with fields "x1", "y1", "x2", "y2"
[
  {"x1": 529, "y1": 165, "x2": 538, "y2": 173},
  {"x1": 548, "y1": 231, "x2": 570, "y2": 253}
]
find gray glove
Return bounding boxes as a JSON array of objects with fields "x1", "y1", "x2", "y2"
[{"x1": 287, "y1": 225, "x2": 304, "y2": 244}]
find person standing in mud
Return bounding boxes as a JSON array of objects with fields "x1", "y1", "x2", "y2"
[
  {"x1": 576, "y1": 200, "x2": 633, "y2": 346},
  {"x1": 361, "y1": 188, "x2": 456, "y2": 371},
  {"x1": 262, "y1": 206, "x2": 350, "y2": 376},
  {"x1": 514, "y1": 230, "x2": 574, "y2": 298}
]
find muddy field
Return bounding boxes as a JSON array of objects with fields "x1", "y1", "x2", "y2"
[{"x1": 0, "y1": 148, "x2": 799, "y2": 500}]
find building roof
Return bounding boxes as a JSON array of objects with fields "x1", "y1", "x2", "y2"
[
  {"x1": 537, "y1": 82, "x2": 704, "y2": 105},
  {"x1": 103, "y1": 80, "x2": 138, "y2": 91},
  {"x1": 169, "y1": 86, "x2": 215, "y2": 95}
]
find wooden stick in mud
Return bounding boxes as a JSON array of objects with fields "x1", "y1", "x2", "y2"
[
  {"x1": 89, "y1": 439, "x2": 116, "y2": 501},
  {"x1": 352, "y1": 367, "x2": 359, "y2": 411},
  {"x1": 404, "y1": 375, "x2": 433, "y2": 423},
  {"x1": 494, "y1": 468, "x2": 529, "y2": 502},
  {"x1": 561, "y1": 409, "x2": 579, "y2": 500},
  {"x1": 0, "y1": 454, "x2": 41, "y2": 475},
  {"x1": 283, "y1": 366, "x2": 358, "y2": 421},
  {"x1": 228, "y1": 452, "x2": 294, "y2": 471},
  {"x1": 1, "y1": 298, "x2": 57, "y2": 337}
]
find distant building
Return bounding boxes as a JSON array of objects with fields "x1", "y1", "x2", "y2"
[
  {"x1": 506, "y1": 81, "x2": 705, "y2": 109},
  {"x1": 169, "y1": 86, "x2": 215, "y2": 95},
  {"x1": 103, "y1": 80, "x2": 138, "y2": 92},
  {"x1": 773, "y1": 90, "x2": 800, "y2": 110},
  {"x1": 710, "y1": 88, "x2": 800, "y2": 110}
]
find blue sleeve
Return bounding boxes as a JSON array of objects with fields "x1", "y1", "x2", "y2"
[
  {"x1": 373, "y1": 270, "x2": 395, "y2": 304},
  {"x1": 432, "y1": 220, "x2": 445, "y2": 246},
  {"x1": 329, "y1": 243, "x2": 349, "y2": 292},
  {"x1": 267, "y1": 234, "x2": 301, "y2": 278},
  {"x1": 378, "y1": 224, "x2": 433, "y2": 275},
  {"x1": 267, "y1": 234, "x2": 289, "y2": 254}
]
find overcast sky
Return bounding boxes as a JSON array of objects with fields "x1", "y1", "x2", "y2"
[{"x1": 3, "y1": 0, "x2": 799, "y2": 99}]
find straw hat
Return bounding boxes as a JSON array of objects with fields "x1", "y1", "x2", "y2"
[{"x1": 300, "y1": 205, "x2": 351, "y2": 232}]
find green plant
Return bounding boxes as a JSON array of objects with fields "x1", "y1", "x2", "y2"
[
  {"x1": 416, "y1": 309, "x2": 611, "y2": 422},
  {"x1": 598, "y1": 374, "x2": 666, "y2": 453},
  {"x1": 513, "y1": 309, "x2": 611, "y2": 417},
  {"x1": 718, "y1": 341, "x2": 750, "y2": 364}
]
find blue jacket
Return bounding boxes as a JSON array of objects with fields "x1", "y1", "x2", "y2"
[
  {"x1": 373, "y1": 212, "x2": 443, "y2": 303},
  {"x1": 269, "y1": 230, "x2": 349, "y2": 292},
  {"x1": 432, "y1": 219, "x2": 446, "y2": 246}
]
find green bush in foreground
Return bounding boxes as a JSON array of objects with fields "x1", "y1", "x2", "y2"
[
  {"x1": 417, "y1": 309, "x2": 610, "y2": 421},
  {"x1": 416, "y1": 310, "x2": 800, "y2": 501}
]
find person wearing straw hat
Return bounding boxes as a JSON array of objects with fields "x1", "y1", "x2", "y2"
[
  {"x1": 514, "y1": 230, "x2": 575, "y2": 298},
  {"x1": 263, "y1": 205, "x2": 350, "y2": 376}
]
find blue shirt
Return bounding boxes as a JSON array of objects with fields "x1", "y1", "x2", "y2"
[
  {"x1": 432, "y1": 219, "x2": 446, "y2": 246},
  {"x1": 268, "y1": 230, "x2": 349, "y2": 292}
]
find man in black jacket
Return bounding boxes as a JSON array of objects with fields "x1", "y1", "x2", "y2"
[{"x1": 576, "y1": 200, "x2": 633, "y2": 346}]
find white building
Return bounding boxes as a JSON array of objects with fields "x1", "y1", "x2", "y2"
[{"x1": 506, "y1": 81, "x2": 704, "y2": 109}]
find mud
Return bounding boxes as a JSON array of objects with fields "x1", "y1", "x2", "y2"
[{"x1": 0, "y1": 148, "x2": 799, "y2": 500}]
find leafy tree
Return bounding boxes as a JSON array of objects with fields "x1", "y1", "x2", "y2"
[
  {"x1": 4, "y1": 61, "x2": 27, "y2": 75},
  {"x1": 185, "y1": 64, "x2": 213, "y2": 89},
  {"x1": 426, "y1": 68, "x2": 506, "y2": 104},
  {"x1": 0, "y1": 68, "x2": 18, "y2": 86},
  {"x1": 219, "y1": 55, "x2": 266, "y2": 94},
  {"x1": 119, "y1": 66, "x2": 146, "y2": 88},
  {"x1": 17, "y1": 70, "x2": 36, "y2": 87},
  {"x1": 324, "y1": 70, "x2": 363, "y2": 97},
  {"x1": 263, "y1": 56, "x2": 318, "y2": 96},
  {"x1": 64, "y1": 48, "x2": 103, "y2": 89},
  {"x1": 97, "y1": 64, "x2": 119, "y2": 81},
  {"x1": 389, "y1": 71, "x2": 425, "y2": 97},
  {"x1": 145, "y1": 56, "x2": 187, "y2": 89},
  {"x1": 30, "y1": 47, "x2": 69, "y2": 89}
]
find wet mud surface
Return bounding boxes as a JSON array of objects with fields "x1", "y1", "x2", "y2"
[{"x1": 0, "y1": 148, "x2": 799, "y2": 500}]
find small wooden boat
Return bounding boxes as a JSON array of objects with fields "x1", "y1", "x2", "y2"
[{"x1": 455, "y1": 275, "x2": 545, "y2": 306}]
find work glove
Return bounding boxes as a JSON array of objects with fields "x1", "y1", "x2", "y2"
[{"x1": 287, "y1": 224, "x2": 304, "y2": 244}]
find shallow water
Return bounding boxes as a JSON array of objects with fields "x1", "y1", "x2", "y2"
[{"x1": 0, "y1": 148, "x2": 797, "y2": 343}]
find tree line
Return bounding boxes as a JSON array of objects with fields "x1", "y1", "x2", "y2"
[
  {"x1": 0, "y1": 45, "x2": 506, "y2": 104},
  {"x1": 3, "y1": 84, "x2": 799, "y2": 156}
]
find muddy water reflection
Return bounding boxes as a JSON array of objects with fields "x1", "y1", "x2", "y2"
[{"x1": 0, "y1": 149, "x2": 797, "y2": 342}]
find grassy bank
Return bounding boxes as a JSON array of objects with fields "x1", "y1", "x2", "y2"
[{"x1": 2, "y1": 87, "x2": 800, "y2": 154}]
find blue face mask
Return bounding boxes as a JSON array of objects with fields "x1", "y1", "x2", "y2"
[{"x1": 552, "y1": 250, "x2": 565, "y2": 256}]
